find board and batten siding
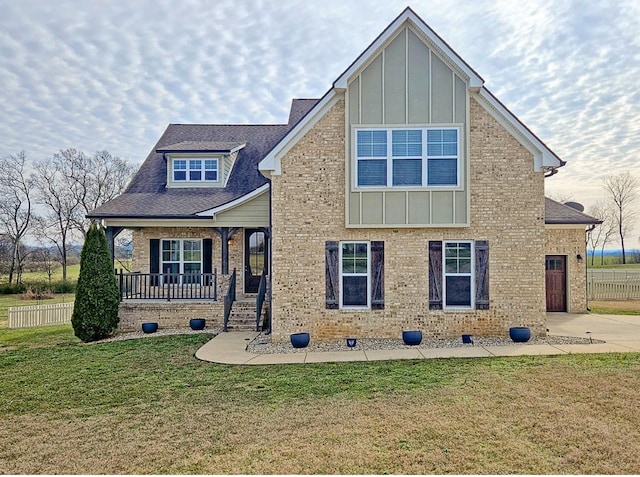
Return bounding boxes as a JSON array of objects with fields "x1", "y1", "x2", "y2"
[
  {"x1": 212, "y1": 189, "x2": 269, "y2": 227},
  {"x1": 346, "y1": 26, "x2": 468, "y2": 227}
]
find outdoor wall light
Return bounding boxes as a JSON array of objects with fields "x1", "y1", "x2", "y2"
[{"x1": 576, "y1": 254, "x2": 583, "y2": 262}]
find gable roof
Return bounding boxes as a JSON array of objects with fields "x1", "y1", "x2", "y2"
[
  {"x1": 544, "y1": 198, "x2": 602, "y2": 225},
  {"x1": 88, "y1": 99, "x2": 318, "y2": 219},
  {"x1": 260, "y1": 7, "x2": 565, "y2": 175},
  {"x1": 333, "y1": 7, "x2": 483, "y2": 90}
]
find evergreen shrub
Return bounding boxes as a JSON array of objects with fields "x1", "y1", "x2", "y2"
[{"x1": 71, "y1": 224, "x2": 120, "y2": 342}]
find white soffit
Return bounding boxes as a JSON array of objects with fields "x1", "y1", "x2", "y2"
[{"x1": 195, "y1": 183, "x2": 270, "y2": 217}]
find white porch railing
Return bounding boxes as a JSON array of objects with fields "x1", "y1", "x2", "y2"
[{"x1": 7, "y1": 302, "x2": 75, "y2": 329}]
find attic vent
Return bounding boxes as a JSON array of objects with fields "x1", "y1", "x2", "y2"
[{"x1": 564, "y1": 201, "x2": 584, "y2": 212}]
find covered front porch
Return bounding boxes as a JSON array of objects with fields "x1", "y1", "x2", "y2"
[{"x1": 105, "y1": 225, "x2": 270, "y2": 333}]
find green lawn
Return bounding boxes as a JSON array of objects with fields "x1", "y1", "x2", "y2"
[
  {"x1": 589, "y1": 300, "x2": 640, "y2": 316},
  {"x1": 587, "y1": 259, "x2": 640, "y2": 269},
  {"x1": 0, "y1": 263, "x2": 81, "y2": 284},
  {"x1": 1, "y1": 327, "x2": 639, "y2": 474}
]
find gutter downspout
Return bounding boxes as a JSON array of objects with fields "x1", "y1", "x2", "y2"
[
  {"x1": 585, "y1": 224, "x2": 596, "y2": 311},
  {"x1": 267, "y1": 179, "x2": 273, "y2": 335}
]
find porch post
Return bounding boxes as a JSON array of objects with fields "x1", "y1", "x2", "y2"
[
  {"x1": 220, "y1": 228, "x2": 229, "y2": 275},
  {"x1": 104, "y1": 226, "x2": 124, "y2": 266},
  {"x1": 213, "y1": 227, "x2": 239, "y2": 275}
]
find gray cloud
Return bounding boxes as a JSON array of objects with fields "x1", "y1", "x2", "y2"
[{"x1": 1, "y1": 0, "x2": 639, "y2": 219}]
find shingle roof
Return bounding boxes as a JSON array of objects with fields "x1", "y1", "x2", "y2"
[
  {"x1": 89, "y1": 99, "x2": 319, "y2": 219},
  {"x1": 544, "y1": 197, "x2": 602, "y2": 225},
  {"x1": 156, "y1": 141, "x2": 245, "y2": 153}
]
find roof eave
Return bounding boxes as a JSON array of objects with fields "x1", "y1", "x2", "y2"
[
  {"x1": 476, "y1": 88, "x2": 565, "y2": 171},
  {"x1": 259, "y1": 90, "x2": 339, "y2": 175}
]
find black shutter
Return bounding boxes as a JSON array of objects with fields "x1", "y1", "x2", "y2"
[
  {"x1": 371, "y1": 241, "x2": 384, "y2": 310},
  {"x1": 203, "y1": 238, "x2": 212, "y2": 285},
  {"x1": 475, "y1": 240, "x2": 489, "y2": 310},
  {"x1": 428, "y1": 241, "x2": 443, "y2": 310},
  {"x1": 150, "y1": 239, "x2": 160, "y2": 286},
  {"x1": 325, "y1": 241, "x2": 339, "y2": 309}
]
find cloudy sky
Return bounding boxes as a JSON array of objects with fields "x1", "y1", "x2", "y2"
[{"x1": 1, "y1": 0, "x2": 639, "y2": 215}]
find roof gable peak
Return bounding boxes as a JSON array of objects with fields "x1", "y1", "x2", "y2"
[{"x1": 333, "y1": 7, "x2": 484, "y2": 90}]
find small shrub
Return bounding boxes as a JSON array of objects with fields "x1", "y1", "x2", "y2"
[
  {"x1": 51, "y1": 280, "x2": 76, "y2": 294},
  {"x1": 0, "y1": 283, "x2": 27, "y2": 295},
  {"x1": 21, "y1": 287, "x2": 54, "y2": 300}
]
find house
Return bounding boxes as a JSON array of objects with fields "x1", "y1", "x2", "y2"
[{"x1": 88, "y1": 7, "x2": 600, "y2": 341}]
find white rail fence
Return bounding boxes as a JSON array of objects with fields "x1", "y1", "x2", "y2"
[
  {"x1": 587, "y1": 270, "x2": 640, "y2": 300},
  {"x1": 8, "y1": 302, "x2": 75, "y2": 329}
]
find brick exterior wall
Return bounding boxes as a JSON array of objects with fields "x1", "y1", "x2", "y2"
[
  {"x1": 545, "y1": 227, "x2": 589, "y2": 313},
  {"x1": 268, "y1": 95, "x2": 548, "y2": 342},
  {"x1": 118, "y1": 301, "x2": 224, "y2": 332}
]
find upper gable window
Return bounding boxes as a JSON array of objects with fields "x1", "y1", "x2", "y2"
[
  {"x1": 172, "y1": 158, "x2": 219, "y2": 183},
  {"x1": 355, "y1": 127, "x2": 459, "y2": 188}
]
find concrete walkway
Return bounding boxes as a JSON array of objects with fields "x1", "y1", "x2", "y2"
[{"x1": 195, "y1": 313, "x2": 640, "y2": 365}]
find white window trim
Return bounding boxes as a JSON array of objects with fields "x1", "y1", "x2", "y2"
[
  {"x1": 339, "y1": 241, "x2": 371, "y2": 309},
  {"x1": 354, "y1": 126, "x2": 461, "y2": 190},
  {"x1": 167, "y1": 154, "x2": 222, "y2": 188},
  {"x1": 442, "y1": 240, "x2": 474, "y2": 310},
  {"x1": 172, "y1": 158, "x2": 219, "y2": 183},
  {"x1": 160, "y1": 238, "x2": 203, "y2": 285}
]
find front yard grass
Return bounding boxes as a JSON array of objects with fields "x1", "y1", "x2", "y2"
[
  {"x1": 590, "y1": 299, "x2": 640, "y2": 315},
  {"x1": 1, "y1": 330, "x2": 640, "y2": 474}
]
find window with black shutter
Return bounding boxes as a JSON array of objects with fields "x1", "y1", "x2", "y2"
[
  {"x1": 325, "y1": 240, "x2": 385, "y2": 310},
  {"x1": 429, "y1": 240, "x2": 490, "y2": 310}
]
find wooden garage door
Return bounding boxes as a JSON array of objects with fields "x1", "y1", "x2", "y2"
[{"x1": 545, "y1": 255, "x2": 566, "y2": 312}]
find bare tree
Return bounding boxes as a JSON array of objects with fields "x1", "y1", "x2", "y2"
[
  {"x1": 31, "y1": 244, "x2": 61, "y2": 286},
  {"x1": 547, "y1": 192, "x2": 574, "y2": 204},
  {"x1": 0, "y1": 152, "x2": 33, "y2": 283},
  {"x1": 66, "y1": 150, "x2": 135, "y2": 236},
  {"x1": 31, "y1": 148, "x2": 134, "y2": 278},
  {"x1": 32, "y1": 152, "x2": 82, "y2": 281},
  {"x1": 603, "y1": 172, "x2": 639, "y2": 264},
  {"x1": 586, "y1": 201, "x2": 615, "y2": 266},
  {"x1": 0, "y1": 234, "x2": 12, "y2": 279}
]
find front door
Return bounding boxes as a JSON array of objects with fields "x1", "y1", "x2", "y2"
[
  {"x1": 545, "y1": 255, "x2": 566, "y2": 312},
  {"x1": 244, "y1": 228, "x2": 268, "y2": 293}
]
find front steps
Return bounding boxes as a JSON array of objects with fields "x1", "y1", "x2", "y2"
[{"x1": 225, "y1": 298, "x2": 268, "y2": 332}]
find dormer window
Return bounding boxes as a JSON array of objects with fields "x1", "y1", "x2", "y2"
[
  {"x1": 157, "y1": 141, "x2": 246, "y2": 189},
  {"x1": 173, "y1": 158, "x2": 219, "y2": 182}
]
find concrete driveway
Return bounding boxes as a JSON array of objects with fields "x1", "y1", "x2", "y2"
[{"x1": 547, "y1": 312, "x2": 640, "y2": 353}]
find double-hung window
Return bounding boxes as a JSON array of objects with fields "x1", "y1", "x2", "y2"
[
  {"x1": 356, "y1": 127, "x2": 459, "y2": 188},
  {"x1": 161, "y1": 239, "x2": 202, "y2": 284},
  {"x1": 340, "y1": 242, "x2": 370, "y2": 308},
  {"x1": 172, "y1": 158, "x2": 218, "y2": 183},
  {"x1": 443, "y1": 241, "x2": 473, "y2": 308}
]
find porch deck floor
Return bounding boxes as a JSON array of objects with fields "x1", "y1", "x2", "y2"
[{"x1": 194, "y1": 313, "x2": 640, "y2": 365}]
